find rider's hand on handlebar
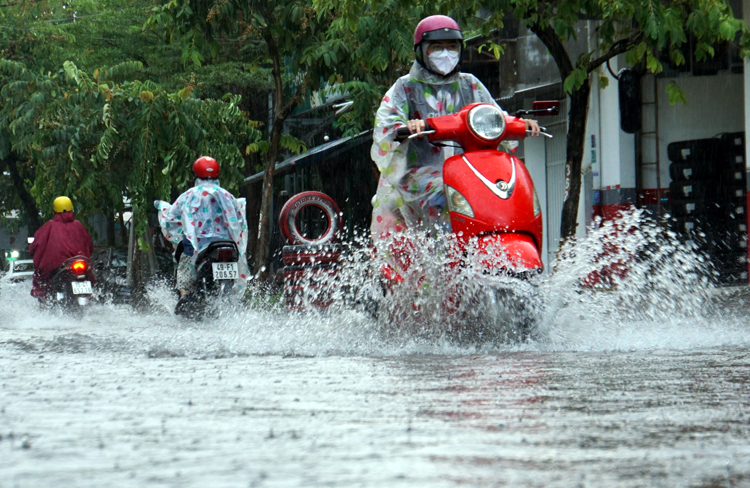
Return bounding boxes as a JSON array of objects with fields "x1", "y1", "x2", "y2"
[
  {"x1": 407, "y1": 119, "x2": 426, "y2": 137},
  {"x1": 525, "y1": 119, "x2": 541, "y2": 137}
]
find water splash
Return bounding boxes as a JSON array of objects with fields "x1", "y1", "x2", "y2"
[
  {"x1": 2, "y1": 209, "x2": 749, "y2": 357},
  {"x1": 539, "y1": 208, "x2": 748, "y2": 351}
]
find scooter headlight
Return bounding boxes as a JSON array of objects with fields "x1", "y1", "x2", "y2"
[
  {"x1": 445, "y1": 185, "x2": 474, "y2": 218},
  {"x1": 468, "y1": 105, "x2": 506, "y2": 141},
  {"x1": 533, "y1": 186, "x2": 541, "y2": 217}
]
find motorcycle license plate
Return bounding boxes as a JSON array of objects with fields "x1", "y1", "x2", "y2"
[
  {"x1": 71, "y1": 281, "x2": 92, "y2": 295},
  {"x1": 212, "y1": 262, "x2": 238, "y2": 280}
]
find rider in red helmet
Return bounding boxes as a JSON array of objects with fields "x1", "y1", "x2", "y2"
[
  {"x1": 192, "y1": 156, "x2": 220, "y2": 179},
  {"x1": 155, "y1": 156, "x2": 249, "y2": 300},
  {"x1": 370, "y1": 15, "x2": 540, "y2": 240}
]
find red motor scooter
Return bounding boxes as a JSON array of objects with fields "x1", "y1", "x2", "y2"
[
  {"x1": 388, "y1": 101, "x2": 554, "y2": 276},
  {"x1": 376, "y1": 101, "x2": 556, "y2": 341}
]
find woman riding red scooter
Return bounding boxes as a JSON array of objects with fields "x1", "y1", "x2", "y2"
[{"x1": 371, "y1": 15, "x2": 542, "y2": 276}]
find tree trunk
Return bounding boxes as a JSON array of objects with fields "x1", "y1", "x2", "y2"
[
  {"x1": 130, "y1": 245, "x2": 151, "y2": 311},
  {"x1": 559, "y1": 82, "x2": 591, "y2": 241},
  {"x1": 253, "y1": 31, "x2": 286, "y2": 276},
  {"x1": 118, "y1": 212, "x2": 128, "y2": 246},
  {"x1": 106, "y1": 210, "x2": 116, "y2": 247},
  {"x1": 127, "y1": 219, "x2": 155, "y2": 311},
  {"x1": 3, "y1": 152, "x2": 42, "y2": 233},
  {"x1": 244, "y1": 179, "x2": 261, "y2": 269},
  {"x1": 527, "y1": 21, "x2": 589, "y2": 244}
]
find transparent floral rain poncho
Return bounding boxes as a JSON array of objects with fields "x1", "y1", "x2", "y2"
[
  {"x1": 156, "y1": 178, "x2": 249, "y2": 292},
  {"x1": 370, "y1": 62, "x2": 501, "y2": 239}
]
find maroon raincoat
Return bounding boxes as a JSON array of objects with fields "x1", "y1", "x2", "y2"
[{"x1": 29, "y1": 211, "x2": 93, "y2": 298}]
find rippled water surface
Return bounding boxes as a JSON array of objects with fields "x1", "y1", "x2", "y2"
[{"x1": 2, "y1": 213, "x2": 750, "y2": 487}]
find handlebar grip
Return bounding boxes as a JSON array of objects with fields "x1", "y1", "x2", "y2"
[
  {"x1": 394, "y1": 122, "x2": 433, "y2": 142},
  {"x1": 395, "y1": 127, "x2": 410, "y2": 141}
]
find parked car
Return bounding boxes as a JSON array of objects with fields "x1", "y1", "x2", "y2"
[
  {"x1": 2, "y1": 259, "x2": 35, "y2": 283},
  {"x1": 91, "y1": 247, "x2": 176, "y2": 303}
]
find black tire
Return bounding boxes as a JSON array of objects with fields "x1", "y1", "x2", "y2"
[
  {"x1": 669, "y1": 180, "x2": 717, "y2": 200},
  {"x1": 721, "y1": 168, "x2": 746, "y2": 183},
  {"x1": 174, "y1": 291, "x2": 208, "y2": 320},
  {"x1": 667, "y1": 139, "x2": 722, "y2": 163},
  {"x1": 719, "y1": 183, "x2": 745, "y2": 203},
  {"x1": 669, "y1": 161, "x2": 716, "y2": 181},
  {"x1": 669, "y1": 199, "x2": 711, "y2": 218}
]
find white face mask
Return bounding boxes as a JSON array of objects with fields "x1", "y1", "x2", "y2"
[{"x1": 428, "y1": 49, "x2": 460, "y2": 76}]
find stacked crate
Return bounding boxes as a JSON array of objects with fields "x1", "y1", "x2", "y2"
[{"x1": 668, "y1": 133, "x2": 748, "y2": 284}]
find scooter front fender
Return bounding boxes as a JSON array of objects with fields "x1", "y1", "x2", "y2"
[{"x1": 472, "y1": 233, "x2": 543, "y2": 274}]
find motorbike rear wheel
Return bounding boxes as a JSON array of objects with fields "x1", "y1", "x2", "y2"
[
  {"x1": 40, "y1": 296, "x2": 86, "y2": 320},
  {"x1": 175, "y1": 279, "x2": 236, "y2": 319}
]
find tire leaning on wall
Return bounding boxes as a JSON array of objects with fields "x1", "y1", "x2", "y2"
[
  {"x1": 278, "y1": 191, "x2": 342, "y2": 245},
  {"x1": 279, "y1": 191, "x2": 344, "y2": 310}
]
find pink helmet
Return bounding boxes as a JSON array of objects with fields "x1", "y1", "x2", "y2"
[{"x1": 413, "y1": 15, "x2": 462, "y2": 47}]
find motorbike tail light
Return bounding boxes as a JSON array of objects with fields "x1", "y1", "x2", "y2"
[
  {"x1": 217, "y1": 248, "x2": 237, "y2": 261},
  {"x1": 71, "y1": 260, "x2": 87, "y2": 276}
]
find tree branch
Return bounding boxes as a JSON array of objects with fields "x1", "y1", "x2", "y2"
[
  {"x1": 586, "y1": 32, "x2": 644, "y2": 72},
  {"x1": 104, "y1": 40, "x2": 150, "y2": 68}
]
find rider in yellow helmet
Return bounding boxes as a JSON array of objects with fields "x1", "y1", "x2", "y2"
[
  {"x1": 29, "y1": 196, "x2": 93, "y2": 299},
  {"x1": 52, "y1": 196, "x2": 73, "y2": 213}
]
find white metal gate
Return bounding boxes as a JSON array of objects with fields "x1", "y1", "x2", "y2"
[{"x1": 544, "y1": 99, "x2": 569, "y2": 256}]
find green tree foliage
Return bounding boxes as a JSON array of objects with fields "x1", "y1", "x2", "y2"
[
  {"x1": 311, "y1": 1, "x2": 431, "y2": 136},
  {"x1": 0, "y1": 57, "x2": 262, "y2": 245},
  {"x1": 0, "y1": 0, "x2": 269, "y2": 240},
  {"x1": 0, "y1": 0, "x2": 267, "y2": 96}
]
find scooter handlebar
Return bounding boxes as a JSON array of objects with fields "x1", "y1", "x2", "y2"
[
  {"x1": 394, "y1": 120, "x2": 552, "y2": 141},
  {"x1": 394, "y1": 122, "x2": 434, "y2": 142}
]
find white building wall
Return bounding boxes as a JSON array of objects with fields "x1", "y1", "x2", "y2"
[
  {"x1": 655, "y1": 73, "x2": 744, "y2": 189},
  {"x1": 524, "y1": 135, "x2": 548, "y2": 266},
  {"x1": 582, "y1": 60, "x2": 601, "y2": 230}
]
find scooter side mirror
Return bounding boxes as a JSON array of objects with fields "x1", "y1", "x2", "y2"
[{"x1": 531, "y1": 100, "x2": 559, "y2": 116}]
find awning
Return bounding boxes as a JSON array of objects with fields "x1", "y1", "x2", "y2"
[{"x1": 244, "y1": 130, "x2": 372, "y2": 185}]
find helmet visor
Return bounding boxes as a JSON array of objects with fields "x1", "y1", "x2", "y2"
[{"x1": 419, "y1": 28, "x2": 463, "y2": 43}]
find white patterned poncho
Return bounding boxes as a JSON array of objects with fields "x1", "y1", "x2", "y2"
[
  {"x1": 156, "y1": 178, "x2": 249, "y2": 292},
  {"x1": 370, "y1": 62, "x2": 501, "y2": 239}
]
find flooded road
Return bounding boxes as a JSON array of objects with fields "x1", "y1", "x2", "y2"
[
  {"x1": 2, "y1": 219, "x2": 750, "y2": 487},
  {"x1": 2, "y1": 289, "x2": 750, "y2": 487}
]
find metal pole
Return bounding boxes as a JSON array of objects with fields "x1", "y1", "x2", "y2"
[{"x1": 126, "y1": 210, "x2": 136, "y2": 287}]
